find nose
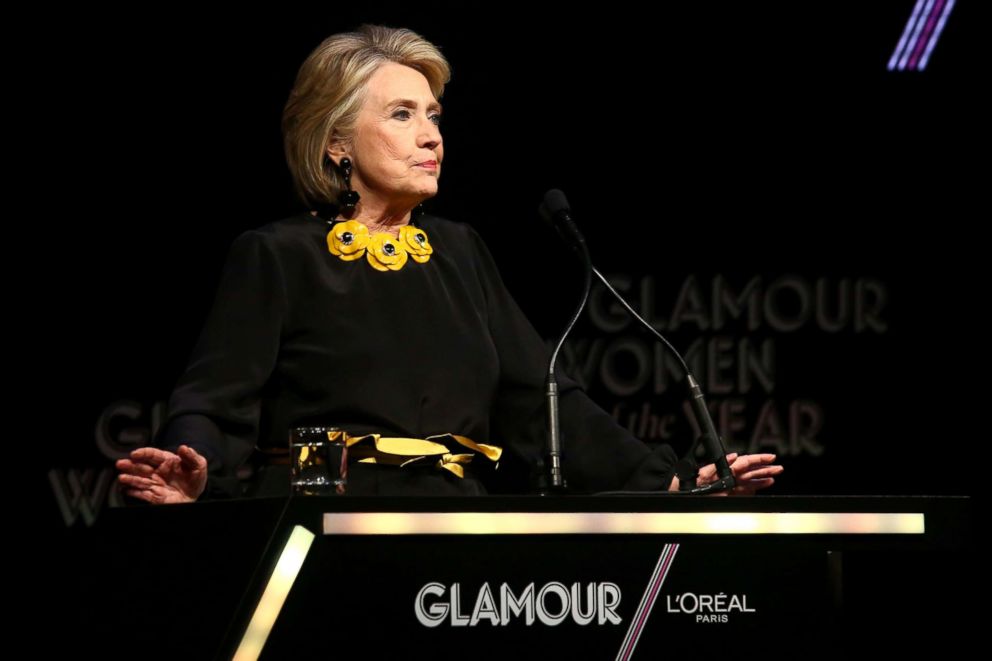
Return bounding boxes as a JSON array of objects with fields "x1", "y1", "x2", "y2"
[{"x1": 418, "y1": 116, "x2": 442, "y2": 151}]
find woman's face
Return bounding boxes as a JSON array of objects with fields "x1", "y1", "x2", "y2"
[{"x1": 332, "y1": 62, "x2": 444, "y2": 212}]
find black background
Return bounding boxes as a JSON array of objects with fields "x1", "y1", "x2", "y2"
[{"x1": 30, "y1": 1, "x2": 984, "y2": 531}]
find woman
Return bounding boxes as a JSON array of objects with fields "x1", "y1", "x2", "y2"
[{"x1": 116, "y1": 25, "x2": 782, "y2": 503}]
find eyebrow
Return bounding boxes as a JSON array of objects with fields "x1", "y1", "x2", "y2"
[{"x1": 386, "y1": 98, "x2": 443, "y2": 113}]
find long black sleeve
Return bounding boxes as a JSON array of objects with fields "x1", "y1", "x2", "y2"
[{"x1": 154, "y1": 229, "x2": 287, "y2": 498}]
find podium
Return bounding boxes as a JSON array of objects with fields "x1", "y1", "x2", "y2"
[{"x1": 61, "y1": 495, "x2": 972, "y2": 659}]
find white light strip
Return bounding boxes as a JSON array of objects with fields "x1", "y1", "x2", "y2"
[
  {"x1": 899, "y1": 0, "x2": 938, "y2": 70},
  {"x1": 888, "y1": 0, "x2": 929, "y2": 71},
  {"x1": 919, "y1": 0, "x2": 956, "y2": 70},
  {"x1": 234, "y1": 525, "x2": 316, "y2": 661},
  {"x1": 322, "y1": 512, "x2": 925, "y2": 535}
]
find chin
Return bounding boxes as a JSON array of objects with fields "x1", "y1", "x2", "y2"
[{"x1": 417, "y1": 183, "x2": 440, "y2": 199}]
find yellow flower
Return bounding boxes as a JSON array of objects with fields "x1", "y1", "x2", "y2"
[
  {"x1": 399, "y1": 225, "x2": 433, "y2": 264},
  {"x1": 326, "y1": 220, "x2": 369, "y2": 261},
  {"x1": 366, "y1": 233, "x2": 409, "y2": 271}
]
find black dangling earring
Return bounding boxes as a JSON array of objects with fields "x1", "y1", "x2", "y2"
[{"x1": 338, "y1": 157, "x2": 360, "y2": 213}]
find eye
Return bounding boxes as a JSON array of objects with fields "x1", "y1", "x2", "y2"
[{"x1": 392, "y1": 109, "x2": 442, "y2": 127}]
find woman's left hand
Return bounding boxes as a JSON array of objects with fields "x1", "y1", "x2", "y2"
[{"x1": 697, "y1": 453, "x2": 783, "y2": 496}]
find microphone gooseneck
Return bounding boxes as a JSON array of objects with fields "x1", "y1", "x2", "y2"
[
  {"x1": 538, "y1": 188, "x2": 736, "y2": 495},
  {"x1": 591, "y1": 268, "x2": 736, "y2": 495},
  {"x1": 537, "y1": 189, "x2": 593, "y2": 491}
]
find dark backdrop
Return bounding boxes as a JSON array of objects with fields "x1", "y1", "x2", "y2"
[{"x1": 36, "y1": 1, "x2": 983, "y2": 533}]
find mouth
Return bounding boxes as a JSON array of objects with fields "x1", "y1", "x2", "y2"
[{"x1": 416, "y1": 161, "x2": 438, "y2": 170}]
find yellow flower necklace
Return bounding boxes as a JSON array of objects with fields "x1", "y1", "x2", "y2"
[{"x1": 326, "y1": 219, "x2": 433, "y2": 272}]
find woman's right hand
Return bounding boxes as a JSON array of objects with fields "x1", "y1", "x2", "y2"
[{"x1": 115, "y1": 444, "x2": 208, "y2": 504}]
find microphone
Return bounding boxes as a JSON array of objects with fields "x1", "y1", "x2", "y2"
[
  {"x1": 539, "y1": 190, "x2": 736, "y2": 495},
  {"x1": 536, "y1": 189, "x2": 593, "y2": 492},
  {"x1": 539, "y1": 189, "x2": 586, "y2": 251}
]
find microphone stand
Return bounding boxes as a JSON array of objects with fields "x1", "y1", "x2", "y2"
[
  {"x1": 541, "y1": 217, "x2": 593, "y2": 493},
  {"x1": 538, "y1": 188, "x2": 735, "y2": 495},
  {"x1": 592, "y1": 267, "x2": 736, "y2": 495}
]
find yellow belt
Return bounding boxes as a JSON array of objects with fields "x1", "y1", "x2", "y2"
[{"x1": 335, "y1": 431, "x2": 502, "y2": 479}]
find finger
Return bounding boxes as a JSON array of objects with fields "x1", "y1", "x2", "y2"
[
  {"x1": 737, "y1": 477, "x2": 775, "y2": 492},
  {"x1": 147, "y1": 455, "x2": 181, "y2": 480},
  {"x1": 116, "y1": 456, "x2": 160, "y2": 473},
  {"x1": 119, "y1": 473, "x2": 166, "y2": 490},
  {"x1": 737, "y1": 465, "x2": 785, "y2": 481},
  {"x1": 115, "y1": 459, "x2": 155, "y2": 477},
  {"x1": 734, "y1": 454, "x2": 778, "y2": 473},
  {"x1": 702, "y1": 452, "x2": 743, "y2": 481},
  {"x1": 125, "y1": 488, "x2": 158, "y2": 504},
  {"x1": 118, "y1": 473, "x2": 139, "y2": 487},
  {"x1": 126, "y1": 486, "x2": 172, "y2": 505},
  {"x1": 698, "y1": 464, "x2": 721, "y2": 485},
  {"x1": 118, "y1": 473, "x2": 147, "y2": 489},
  {"x1": 146, "y1": 483, "x2": 174, "y2": 504},
  {"x1": 709, "y1": 453, "x2": 737, "y2": 472},
  {"x1": 129, "y1": 447, "x2": 178, "y2": 468},
  {"x1": 178, "y1": 445, "x2": 208, "y2": 471}
]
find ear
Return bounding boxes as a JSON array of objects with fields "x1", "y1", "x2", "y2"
[{"x1": 326, "y1": 135, "x2": 349, "y2": 165}]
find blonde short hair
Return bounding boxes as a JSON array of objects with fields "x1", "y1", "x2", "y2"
[{"x1": 282, "y1": 24, "x2": 451, "y2": 211}]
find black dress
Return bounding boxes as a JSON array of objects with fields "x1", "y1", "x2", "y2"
[{"x1": 154, "y1": 212, "x2": 678, "y2": 497}]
